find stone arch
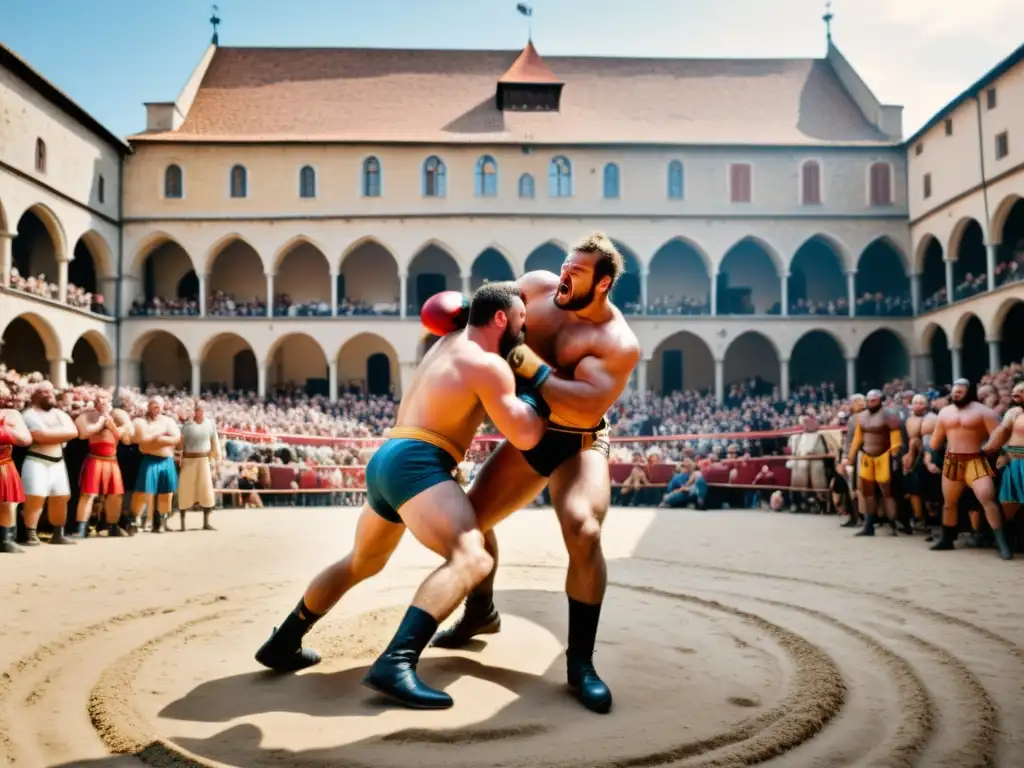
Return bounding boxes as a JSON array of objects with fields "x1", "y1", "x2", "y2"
[
  {"x1": 610, "y1": 239, "x2": 642, "y2": 313},
  {"x1": 959, "y1": 315, "x2": 989, "y2": 383},
  {"x1": 991, "y1": 194, "x2": 1022, "y2": 243},
  {"x1": 0, "y1": 193, "x2": 7, "y2": 233},
  {"x1": 994, "y1": 197, "x2": 1024, "y2": 276},
  {"x1": 265, "y1": 332, "x2": 328, "y2": 397},
  {"x1": 336, "y1": 333, "x2": 400, "y2": 397},
  {"x1": 524, "y1": 240, "x2": 567, "y2": 275},
  {"x1": 409, "y1": 240, "x2": 461, "y2": 312},
  {"x1": 11, "y1": 205, "x2": 65, "y2": 294},
  {"x1": 273, "y1": 237, "x2": 331, "y2": 312},
  {"x1": 339, "y1": 237, "x2": 400, "y2": 315},
  {"x1": 471, "y1": 247, "x2": 516, "y2": 291},
  {"x1": 952, "y1": 311, "x2": 983, "y2": 347},
  {"x1": 788, "y1": 234, "x2": 848, "y2": 313},
  {"x1": 855, "y1": 329, "x2": 909, "y2": 391},
  {"x1": 74, "y1": 229, "x2": 114, "y2": 282},
  {"x1": 68, "y1": 330, "x2": 112, "y2": 386},
  {"x1": 789, "y1": 329, "x2": 847, "y2": 396},
  {"x1": 950, "y1": 218, "x2": 986, "y2": 293},
  {"x1": 132, "y1": 233, "x2": 197, "y2": 312},
  {"x1": 199, "y1": 332, "x2": 258, "y2": 393},
  {"x1": 133, "y1": 330, "x2": 191, "y2": 390},
  {"x1": 717, "y1": 237, "x2": 783, "y2": 315},
  {"x1": 649, "y1": 331, "x2": 714, "y2": 394},
  {"x1": 0, "y1": 312, "x2": 60, "y2": 375},
  {"x1": 206, "y1": 235, "x2": 265, "y2": 313},
  {"x1": 995, "y1": 298, "x2": 1024, "y2": 367},
  {"x1": 648, "y1": 238, "x2": 712, "y2": 315},
  {"x1": 924, "y1": 324, "x2": 952, "y2": 388},
  {"x1": 917, "y1": 235, "x2": 946, "y2": 310},
  {"x1": 724, "y1": 331, "x2": 781, "y2": 389},
  {"x1": 855, "y1": 236, "x2": 911, "y2": 316}
]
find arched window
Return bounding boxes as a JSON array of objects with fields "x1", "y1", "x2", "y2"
[
  {"x1": 801, "y1": 160, "x2": 822, "y2": 205},
  {"x1": 548, "y1": 155, "x2": 572, "y2": 197},
  {"x1": 35, "y1": 138, "x2": 46, "y2": 173},
  {"x1": 518, "y1": 173, "x2": 535, "y2": 199},
  {"x1": 603, "y1": 163, "x2": 620, "y2": 199},
  {"x1": 164, "y1": 164, "x2": 183, "y2": 199},
  {"x1": 230, "y1": 164, "x2": 248, "y2": 198},
  {"x1": 475, "y1": 155, "x2": 498, "y2": 197},
  {"x1": 869, "y1": 162, "x2": 892, "y2": 206},
  {"x1": 299, "y1": 165, "x2": 316, "y2": 198},
  {"x1": 668, "y1": 160, "x2": 684, "y2": 200},
  {"x1": 423, "y1": 156, "x2": 446, "y2": 197},
  {"x1": 363, "y1": 156, "x2": 381, "y2": 197}
]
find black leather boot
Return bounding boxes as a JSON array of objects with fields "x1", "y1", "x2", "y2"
[
  {"x1": 430, "y1": 594, "x2": 501, "y2": 648},
  {"x1": 929, "y1": 525, "x2": 957, "y2": 551},
  {"x1": 854, "y1": 514, "x2": 875, "y2": 536},
  {"x1": 565, "y1": 597, "x2": 612, "y2": 713},
  {"x1": 363, "y1": 606, "x2": 452, "y2": 709},
  {"x1": 992, "y1": 529, "x2": 1014, "y2": 561},
  {"x1": 255, "y1": 599, "x2": 323, "y2": 672}
]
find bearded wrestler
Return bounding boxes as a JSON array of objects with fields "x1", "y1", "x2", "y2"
[
  {"x1": 131, "y1": 397, "x2": 181, "y2": 534},
  {"x1": 902, "y1": 394, "x2": 932, "y2": 533},
  {"x1": 840, "y1": 394, "x2": 866, "y2": 527},
  {"x1": 431, "y1": 232, "x2": 642, "y2": 715},
  {"x1": 73, "y1": 390, "x2": 131, "y2": 538},
  {"x1": 845, "y1": 389, "x2": 903, "y2": 536},
  {"x1": 982, "y1": 381, "x2": 1024, "y2": 532},
  {"x1": 20, "y1": 382, "x2": 79, "y2": 545},
  {"x1": 0, "y1": 392, "x2": 32, "y2": 553},
  {"x1": 928, "y1": 379, "x2": 1012, "y2": 560},
  {"x1": 255, "y1": 283, "x2": 548, "y2": 710},
  {"x1": 177, "y1": 400, "x2": 221, "y2": 532}
]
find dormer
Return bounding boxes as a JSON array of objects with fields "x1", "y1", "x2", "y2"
[{"x1": 496, "y1": 42, "x2": 563, "y2": 112}]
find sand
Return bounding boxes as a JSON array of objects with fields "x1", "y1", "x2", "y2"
[{"x1": 0, "y1": 507, "x2": 1021, "y2": 768}]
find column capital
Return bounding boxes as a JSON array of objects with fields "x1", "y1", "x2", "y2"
[
  {"x1": 845, "y1": 355, "x2": 857, "y2": 362},
  {"x1": 845, "y1": 268, "x2": 857, "y2": 277},
  {"x1": 779, "y1": 357, "x2": 790, "y2": 365},
  {"x1": 985, "y1": 336, "x2": 1002, "y2": 344},
  {"x1": 949, "y1": 344, "x2": 962, "y2": 352},
  {"x1": 640, "y1": 266, "x2": 650, "y2": 278},
  {"x1": 398, "y1": 271, "x2": 409, "y2": 280},
  {"x1": 0, "y1": 230, "x2": 14, "y2": 240},
  {"x1": 781, "y1": 271, "x2": 791, "y2": 279}
]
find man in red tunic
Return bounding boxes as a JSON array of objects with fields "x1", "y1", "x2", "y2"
[{"x1": 0, "y1": 383, "x2": 32, "y2": 553}]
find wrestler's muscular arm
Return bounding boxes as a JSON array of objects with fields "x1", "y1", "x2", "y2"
[
  {"x1": 471, "y1": 357, "x2": 546, "y2": 451},
  {"x1": 929, "y1": 410, "x2": 948, "y2": 451},
  {"x1": 157, "y1": 417, "x2": 182, "y2": 447},
  {"x1": 77, "y1": 412, "x2": 107, "y2": 440},
  {"x1": 27, "y1": 410, "x2": 78, "y2": 445},
  {"x1": 0, "y1": 410, "x2": 32, "y2": 446},
  {"x1": 983, "y1": 406, "x2": 1023, "y2": 453}
]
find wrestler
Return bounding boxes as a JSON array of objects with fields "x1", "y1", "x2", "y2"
[
  {"x1": 432, "y1": 232, "x2": 641, "y2": 715},
  {"x1": 73, "y1": 390, "x2": 131, "y2": 538},
  {"x1": 131, "y1": 397, "x2": 181, "y2": 533},
  {"x1": 840, "y1": 394, "x2": 866, "y2": 528},
  {"x1": 0, "y1": 393, "x2": 32, "y2": 553},
  {"x1": 929, "y1": 379, "x2": 1012, "y2": 560},
  {"x1": 177, "y1": 400, "x2": 220, "y2": 531},
  {"x1": 982, "y1": 381, "x2": 1024, "y2": 532},
  {"x1": 20, "y1": 382, "x2": 79, "y2": 545},
  {"x1": 254, "y1": 282, "x2": 548, "y2": 710},
  {"x1": 844, "y1": 389, "x2": 903, "y2": 536},
  {"x1": 902, "y1": 394, "x2": 931, "y2": 533}
]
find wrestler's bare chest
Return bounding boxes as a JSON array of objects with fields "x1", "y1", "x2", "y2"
[
  {"x1": 940, "y1": 408, "x2": 985, "y2": 432},
  {"x1": 525, "y1": 298, "x2": 601, "y2": 375},
  {"x1": 858, "y1": 412, "x2": 890, "y2": 434},
  {"x1": 906, "y1": 415, "x2": 923, "y2": 440}
]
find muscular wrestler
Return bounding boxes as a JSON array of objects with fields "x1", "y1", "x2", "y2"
[
  {"x1": 131, "y1": 397, "x2": 181, "y2": 533},
  {"x1": 255, "y1": 282, "x2": 548, "y2": 710},
  {"x1": 929, "y1": 379, "x2": 1012, "y2": 560},
  {"x1": 74, "y1": 390, "x2": 131, "y2": 538},
  {"x1": 840, "y1": 394, "x2": 866, "y2": 527},
  {"x1": 177, "y1": 400, "x2": 220, "y2": 531},
  {"x1": 21, "y1": 382, "x2": 79, "y2": 545},
  {"x1": 432, "y1": 232, "x2": 641, "y2": 714},
  {"x1": 845, "y1": 389, "x2": 903, "y2": 536},
  {"x1": 0, "y1": 397, "x2": 32, "y2": 553},
  {"x1": 902, "y1": 394, "x2": 931, "y2": 533},
  {"x1": 982, "y1": 381, "x2": 1024, "y2": 529}
]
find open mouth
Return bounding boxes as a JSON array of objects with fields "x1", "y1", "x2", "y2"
[{"x1": 558, "y1": 281, "x2": 571, "y2": 296}]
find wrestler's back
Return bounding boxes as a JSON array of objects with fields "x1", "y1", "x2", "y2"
[{"x1": 394, "y1": 333, "x2": 488, "y2": 452}]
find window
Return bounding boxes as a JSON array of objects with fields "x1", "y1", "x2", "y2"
[
  {"x1": 986, "y1": 87, "x2": 997, "y2": 110},
  {"x1": 230, "y1": 164, "x2": 247, "y2": 198},
  {"x1": 944, "y1": 118, "x2": 953, "y2": 136},
  {"x1": 801, "y1": 160, "x2": 821, "y2": 205},
  {"x1": 996, "y1": 131, "x2": 1009, "y2": 160},
  {"x1": 475, "y1": 155, "x2": 498, "y2": 197},
  {"x1": 423, "y1": 156, "x2": 446, "y2": 197},
  {"x1": 869, "y1": 162, "x2": 892, "y2": 206},
  {"x1": 164, "y1": 164, "x2": 183, "y2": 198},
  {"x1": 729, "y1": 163, "x2": 752, "y2": 203},
  {"x1": 603, "y1": 163, "x2": 620, "y2": 199},
  {"x1": 667, "y1": 160, "x2": 684, "y2": 200},
  {"x1": 518, "y1": 173, "x2": 535, "y2": 198},
  {"x1": 34, "y1": 138, "x2": 46, "y2": 173},
  {"x1": 548, "y1": 156, "x2": 572, "y2": 197},
  {"x1": 299, "y1": 165, "x2": 316, "y2": 198},
  {"x1": 923, "y1": 173, "x2": 932, "y2": 199},
  {"x1": 363, "y1": 156, "x2": 381, "y2": 197},
  {"x1": 98, "y1": 175, "x2": 105, "y2": 204},
  {"x1": 915, "y1": 143, "x2": 923, "y2": 156}
]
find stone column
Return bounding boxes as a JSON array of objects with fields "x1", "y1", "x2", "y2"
[
  {"x1": 50, "y1": 357, "x2": 68, "y2": 388},
  {"x1": 330, "y1": 270, "x2": 339, "y2": 317},
  {"x1": 780, "y1": 272, "x2": 790, "y2": 317},
  {"x1": 0, "y1": 230, "x2": 12, "y2": 288},
  {"x1": 951, "y1": 345, "x2": 963, "y2": 381},
  {"x1": 461, "y1": 272, "x2": 471, "y2": 295},
  {"x1": 636, "y1": 359, "x2": 648, "y2": 393},
  {"x1": 910, "y1": 273, "x2": 921, "y2": 315},
  {"x1": 191, "y1": 360, "x2": 201, "y2": 397},
  {"x1": 988, "y1": 338, "x2": 1001, "y2": 374},
  {"x1": 639, "y1": 267, "x2": 649, "y2": 315},
  {"x1": 119, "y1": 357, "x2": 141, "y2": 390},
  {"x1": 714, "y1": 358, "x2": 724, "y2": 403},
  {"x1": 257, "y1": 363, "x2": 268, "y2": 399},
  {"x1": 57, "y1": 259, "x2": 69, "y2": 303},
  {"x1": 399, "y1": 272, "x2": 408, "y2": 319},
  {"x1": 779, "y1": 358, "x2": 790, "y2": 400},
  {"x1": 101, "y1": 363, "x2": 117, "y2": 389},
  {"x1": 265, "y1": 273, "x2": 274, "y2": 317},
  {"x1": 985, "y1": 243, "x2": 998, "y2": 292},
  {"x1": 846, "y1": 270, "x2": 856, "y2": 317},
  {"x1": 944, "y1": 257, "x2": 955, "y2": 305},
  {"x1": 328, "y1": 360, "x2": 338, "y2": 403},
  {"x1": 846, "y1": 356, "x2": 857, "y2": 396},
  {"x1": 710, "y1": 269, "x2": 718, "y2": 316}
]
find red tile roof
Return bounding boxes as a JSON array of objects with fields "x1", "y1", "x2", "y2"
[
  {"x1": 499, "y1": 41, "x2": 562, "y2": 85},
  {"x1": 129, "y1": 46, "x2": 893, "y2": 146}
]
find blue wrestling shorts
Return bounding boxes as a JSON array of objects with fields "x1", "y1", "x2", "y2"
[
  {"x1": 365, "y1": 427, "x2": 464, "y2": 524},
  {"x1": 999, "y1": 448, "x2": 1024, "y2": 504},
  {"x1": 135, "y1": 454, "x2": 178, "y2": 495}
]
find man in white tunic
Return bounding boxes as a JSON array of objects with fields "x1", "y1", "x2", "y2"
[
  {"x1": 20, "y1": 382, "x2": 79, "y2": 545},
  {"x1": 787, "y1": 413, "x2": 833, "y2": 513},
  {"x1": 177, "y1": 399, "x2": 220, "y2": 531}
]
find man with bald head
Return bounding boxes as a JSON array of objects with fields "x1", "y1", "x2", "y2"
[
  {"x1": 20, "y1": 382, "x2": 79, "y2": 545},
  {"x1": 131, "y1": 396, "x2": 181, "y2": 533},
  {"x1": 844, "y1": 388, "x2": 903, "y2": 536}
]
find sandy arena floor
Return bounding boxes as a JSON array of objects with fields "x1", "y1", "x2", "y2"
[{"x1": 0, "y1": 506, "x2": 1022, "y2": 768}]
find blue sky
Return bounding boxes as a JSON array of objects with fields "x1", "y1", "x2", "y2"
[{"x1": 4, "y1": 0, "x2": 1022, "y2": 139}]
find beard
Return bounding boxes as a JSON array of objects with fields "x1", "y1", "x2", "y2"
[
  {"x1": 867, "y1": 403, "x2": 882, "y2": 414},
  {"x1": 554, "y1": 276, "x2": 596, "y2": 312},
  {"x1": 35, "y1": 398, "x2": 54, "y2": 411},
  {"x1": 499, "y1": 327, "x2": 526, "y2": 359},
  {"x1": 952, "y1": 394, "x2": 975, "y2": 409}
]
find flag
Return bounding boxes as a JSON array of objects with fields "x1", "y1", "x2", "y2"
[{"x1": 516, "y1": 3, "x2": 532, "y2": 17}]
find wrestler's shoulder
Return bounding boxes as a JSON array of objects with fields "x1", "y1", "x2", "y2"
[
  {"x1": 599, "y1": 308, "x2": 641, "y2": 357},
  {"x1": 518, "y1": 270, "x2": 558, "y2": 296}
]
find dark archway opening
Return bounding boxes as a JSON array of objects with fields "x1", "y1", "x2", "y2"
[{"x1": 856, "y1": 330, "x2": 908, "y2": 391}]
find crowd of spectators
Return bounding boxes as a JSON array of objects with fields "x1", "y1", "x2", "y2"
[
  {"x1": 128, "y1": 291, "x2": 402, "y2": 317},
  {"x1": 5, "y1": 268, "x2": 107, "y2": 314}
]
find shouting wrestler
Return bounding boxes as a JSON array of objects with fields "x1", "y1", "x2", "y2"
[
  {"x1": 131, "y1": 397, "x2": 181, "y2": 533},
  {"x1": 177, "y1": 400, "x2": 220, "y2": 531},
  {"x1": 902, "y1": 394, "x2": 932, "y2": 533},
  {"x1": 845, "y1": 389, "x2": 904, "y2": 536},
  {"x1": 929, "y1": 379, "x2": 1012, "y2": 560},
  {"x1": 432, "y1": 232, "x2": 641, "y2": 715},
  {"x1": 0, "y1": 392, "x2": 32, "y2": 553},
  {"x1": 21, "y1": 382, "x2": 79, "y2": 545},
  {"x1": 982, "y1": 381, "x2": 1024, "y2": 540},
  {"x1": 74, "y1": 390, "x2": 131, "y2": 538},
  {"x1": 255, "y1": 282, "x2": 548, "y2": 710}
]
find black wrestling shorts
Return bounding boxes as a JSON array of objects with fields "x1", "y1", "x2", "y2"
[{"x1": 522, "y1": 419, "x2": 611, "y2": 478}]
